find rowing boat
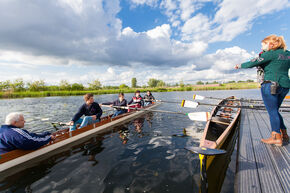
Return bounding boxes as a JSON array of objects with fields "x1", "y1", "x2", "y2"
[
  {"x1": 0, "y1": 102, "x2": 160, "y2": 180},
  {"x1": 199, "y1": 96, "x2": 241, "y2": 169}
]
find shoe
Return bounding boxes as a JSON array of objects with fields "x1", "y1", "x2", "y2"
[
  {"x1": 280, "y1": 129, "x2": 289, "y2": 144},
  {"x1": 261, "y1": 132, "x2": 282, "y2": 146}
]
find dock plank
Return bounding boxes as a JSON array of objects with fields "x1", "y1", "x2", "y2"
[
  {"x1": 236, "y1": 109, "x2": 261, "y2": 193},
  {"x1": 235, "y1": 107, "x2": 290, "y2": 193}
]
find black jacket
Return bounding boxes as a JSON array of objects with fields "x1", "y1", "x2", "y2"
[{"x1": 72, "y1": 102, "x2": 102, "y2": 122}]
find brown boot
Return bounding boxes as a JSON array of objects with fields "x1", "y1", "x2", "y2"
[
  {"x1": 261, "y1": 132, "x2": 282, "y2": 146},
  {"x1": 280, "y1": 129, "x2": 289, "y2": 144}
]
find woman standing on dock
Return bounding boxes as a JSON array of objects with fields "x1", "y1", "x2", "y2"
[{"x1": 235, "y1": 34, "x2": 290, "y2": 146}]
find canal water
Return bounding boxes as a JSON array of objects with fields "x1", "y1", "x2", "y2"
[{"x1": 0, "y1": 89, "x2": 262, "y2": 193}]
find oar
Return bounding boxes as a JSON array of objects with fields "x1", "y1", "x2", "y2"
[
  {"x1": 192, "y1": 94, "x2": 290, "y2": 103},
  {"x1": 102, "y1": 105, "x2": 210, "y2": 121},
  {"x1": 181, "y1": 100, "x2": 290, "y2": 110},
  {"x1": 185, "y1": 146, "x2": 227, "y2": 193}
]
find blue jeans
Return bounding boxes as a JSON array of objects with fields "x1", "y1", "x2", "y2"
[
  {"x1": 112, "y1": 110, "x2": 127, "y2": 118},
  {"x1": 261, "y1": 83, "x2": 289, "y2": 133},
  {"x1": 69, "y1": 116, "x2": 100, "y2": 131},
  {"x1": 144, "y1": 102, "x2": 152, "y2": 106}
]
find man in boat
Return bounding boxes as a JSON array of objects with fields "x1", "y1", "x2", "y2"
[
  {"x1": 143, "y1": 90, "x2": 155, "y2": 106},
  {"x1": 0, "y1": 112, "x2": 54, "y2": 154},
  {"x1": 101, "y1": 92, "x2": 128, "y2": 118},
  {"x1": 68, "y1": 93, "x2": 103, "y2": 131},
  {"x1": 128, "y1": 90, "x2": 144, "y2": 111}
]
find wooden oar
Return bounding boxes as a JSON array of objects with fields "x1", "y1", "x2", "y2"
[
  {"x1": 102, "y1": 105, "x2": 211, "y2": 121},
  {"x1": 181, "y1": 100, "x2": 290, "y2": 110},
  {"x1": 185, "y1": 146, "x2": 227, "y2": 193},
  {"x1": 192, "y1": 94, "x2": 290, "y2": 102}
]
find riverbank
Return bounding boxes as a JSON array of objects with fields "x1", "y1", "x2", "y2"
[{"x1": 0, "y1": 82, "x2": 259, "y2": 99}]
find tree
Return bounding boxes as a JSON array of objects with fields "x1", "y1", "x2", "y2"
[
  {"x1": 12, "y1": 79, "x2": 25, "y2": 91},
  {"x1": 71, "y1": 83, "x2": 84, "y2": 90},
  {"x1": 119, "y1": 84, "x2": 129, "y2": 89},
  {"x1": 0, "y1": 80, "x2": 12, "y2": 91},
  {"x1": 196, "y1": 81, "x2": 204, "y2": 85},
  {"x1": 179, "y1": 80, "x2": 185, "y2": 88},
  {"x1": 157, "y1": 80, "x2": 165, "y2": 87},
  {"x1": 148, "y1": 78, "x2": 159, "y2": 87},
  {"x1": 131, "y1": 77, "x2": 137, "y2": 88},
  {"x1": 27, "y1": 80, "x2": 46, "y2": 91},
  {"x1": 247, "y1": 79, "x2": 254, "y2": 82},
  {"x1": 59, "y1": 80, "x2": 71, "y2": 91},
  {"x1": 88, "y1": 79, "x2": 102, "y2": 90}
]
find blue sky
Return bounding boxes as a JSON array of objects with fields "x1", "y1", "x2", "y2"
[{"x1": 0, "y1": 0, "x2": 289, "y2": 86}]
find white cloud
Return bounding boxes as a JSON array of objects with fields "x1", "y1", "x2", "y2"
[
  {"x1": 129, "y1": 0, "x2": 159, "y2": 7},
  {"x1": 146, "y1": 24, "x2": 171, "y2": 39}
]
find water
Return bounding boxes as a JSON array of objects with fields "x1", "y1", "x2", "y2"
[{"x1": 0, "y1": 89, "x2": 262, "y2": 193}]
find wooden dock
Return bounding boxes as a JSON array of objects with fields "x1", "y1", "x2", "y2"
[{"x1": 235, "y1": 108, "x2": 290, "y2": 193}]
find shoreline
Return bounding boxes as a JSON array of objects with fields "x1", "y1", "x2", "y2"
[{"x1": 0, "y1": 82, "x2": 259, "y2": 99}]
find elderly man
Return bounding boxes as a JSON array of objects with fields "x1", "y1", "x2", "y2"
[{"x1": 0, "y1": 112, "x2": 54, "y2": 154}]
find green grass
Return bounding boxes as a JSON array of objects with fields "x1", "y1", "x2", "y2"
[{"x1": 0, "y1": 82, "x2": 260, "y2": 99}]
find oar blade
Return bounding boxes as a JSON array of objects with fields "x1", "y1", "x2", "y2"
[
  {"x1": 181, "y1": 100, "x2": 199, "y2": 108},
  {"x1": 193, "y1": 94, "x2": 205, "y2": 100},
  {"x1": 187, "y1": 112, "x2": 210, "y2": 122},
  {"x1": 185, "y1": 146, "x2": 227, "y2": 156}
]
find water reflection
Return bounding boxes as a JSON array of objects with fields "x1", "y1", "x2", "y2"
[{"x1": 0, "y1": 90, "x2": 262, "y2": 193}]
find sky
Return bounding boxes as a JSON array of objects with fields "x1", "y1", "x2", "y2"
[{"x1": 0, "y1": 0, "x2": 289, "y2": 86}]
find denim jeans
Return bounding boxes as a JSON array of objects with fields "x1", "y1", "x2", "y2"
[
  {"x1": 69, "y1": 116, "x2": 100, "y2": 132},
  {"x1": 261, "y1": 83, "x2": 289, "y2": 133},
  {"x1": 112, "y1": 110, "x2": 127, "y2": 118}
]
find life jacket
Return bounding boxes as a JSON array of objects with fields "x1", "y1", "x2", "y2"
[{"x1": 132, "y1": 96, "x2": 143, "y2": 104}]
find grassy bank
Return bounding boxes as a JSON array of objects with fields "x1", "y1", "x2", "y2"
[{"x1": 0, "y1": 82, "x2": 260, "y2": 99}]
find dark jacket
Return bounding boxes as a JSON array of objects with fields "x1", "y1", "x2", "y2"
[
  {"x1": 72, "y1": 102, "x2": 103, "y2": 122},
  {"x1": 102, "y1": 99, "x2": 127, "y2": 111},
  {"x1": 0, "y1": 125, "x2": 51, "y2": 155},
  {"x1": 143, "y1": 94, "x2": 155, "y2": 102},
  {"x1": 241, "y1": 49, "x2": 290, "y2": 88},
  {"x1": 128, "y1": 96, "x2": 144, "y2": 107}
]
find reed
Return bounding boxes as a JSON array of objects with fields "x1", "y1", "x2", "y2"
[{"x1": 0, "y1": 82, "x2": 259, "y2": 99}]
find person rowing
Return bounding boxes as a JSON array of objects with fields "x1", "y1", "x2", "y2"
[
  {"x1": 101, "y1": 92, "x2": 128, "y2": 117},
  {"x1": 68, "y1": 93, "x2": 103, "y2": 131},
  {"x1": 143, "y1": 90, "x2": 155, "y2": 106},
  {"x1": 128, "y1": 90, "x2": 144, "y2": 112},
  {"x1": 0, "y1": 112, "x2": 55, "y2": 154}
]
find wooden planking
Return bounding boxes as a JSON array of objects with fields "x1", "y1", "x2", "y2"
[
  {"x1": 254, "y1": 110, "x2": 290, "y2": 192},
  {"x1": 236, "y1": 107, "x2": 290, "y2": 193},
  {"x1": 248, "y1": 110, "x2": 284, "y2": 193},
  {"x1": 236, "y1": 109, "x2": 261, "y2": 193}
]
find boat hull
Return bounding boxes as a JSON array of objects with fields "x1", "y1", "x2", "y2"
[{"x1": 0, "y1": 103, "x2": 160, "y2": 180}]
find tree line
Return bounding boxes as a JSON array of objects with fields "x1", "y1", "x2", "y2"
[{"x1": 0, "y1": 78, "x2": 255, "y2": 92}]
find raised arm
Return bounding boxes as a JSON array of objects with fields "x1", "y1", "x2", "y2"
[{"x1": 241, "y1": 51, "x2": 276, "y2": 69}]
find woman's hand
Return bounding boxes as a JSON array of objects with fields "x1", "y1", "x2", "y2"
[{"x1": 234, "y1": 64, "x2": 240, "y2": 69}]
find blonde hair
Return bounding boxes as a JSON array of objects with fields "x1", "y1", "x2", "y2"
[{"x1": 262, "y1": 35, "x2": 287, "y2": 51}]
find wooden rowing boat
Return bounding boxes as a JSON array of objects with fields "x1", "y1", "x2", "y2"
[
  {"x1": 199, "y1": 96, "x2": 241, "y2": 169},
  {"x1": 0, "y1": 103, "x2": 160, "y2": 180}
]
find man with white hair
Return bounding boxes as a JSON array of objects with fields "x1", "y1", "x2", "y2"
[{"x1": 0, "y1": 112, "x2": 55, "y2": 154}]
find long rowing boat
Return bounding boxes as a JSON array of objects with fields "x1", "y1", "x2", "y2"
[
  {"x1": 199, "y1": 96, "x2": 241, "y2": 169},
  {"x1": 0, "y1": 102, "x2": 160, "y2": 180}
]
